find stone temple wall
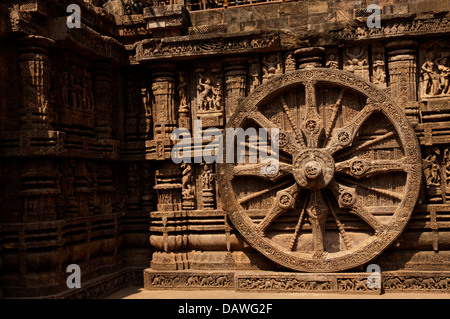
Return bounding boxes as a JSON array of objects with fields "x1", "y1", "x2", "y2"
[{"x1": 0, "y1": 0, "x2": 450, "y2": 297}]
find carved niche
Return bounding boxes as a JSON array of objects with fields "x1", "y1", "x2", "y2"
[
  {"x1": 217, "y1": 68, "x2": 422, "y2": 272},
  {"x1": 343, "y1": 45, "x2": 369, "y2": 82}
]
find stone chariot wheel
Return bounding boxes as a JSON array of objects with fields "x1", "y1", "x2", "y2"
[{"x1": 217, "y1": 68, "x2": 422, "y2": 272}]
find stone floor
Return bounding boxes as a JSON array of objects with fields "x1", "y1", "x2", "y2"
[{"x1": 105, "y1": 286, "x2": 450, "y2": 299}]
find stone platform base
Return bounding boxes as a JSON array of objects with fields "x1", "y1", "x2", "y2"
[{"x1": 144, "y1": 269, "x2": 450, "y2": 294}]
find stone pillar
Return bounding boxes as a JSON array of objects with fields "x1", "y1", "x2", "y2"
[
  {"x1": 151, "y1": 64, "x2": 177, "y2": 139},
  {"x1": 93, "y1": 62, "x2": 113, "y2": 139},
  {"x1": 18, "y1": 35, "x2": 55, "y2": 130},
  {"x1": 224, "y1": 58, "x2": 246, "y2": 120},
  {"x1": 295, "y1": 47, "x2": 325, "y2": 69},
  {"x1": 386, "y1": 40, "x2": 419, "y2": 125}
]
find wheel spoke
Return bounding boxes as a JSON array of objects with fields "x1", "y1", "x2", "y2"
[
  {"x1": 328, "y1": 180, "x2": 385, "y2": 233},
  {"x1": 288, "y1": 193, "x2": 309, "y2": 251},
  {"x1": 325, "y1": 102, "x2": 381, "y2": 155},
  {"x1": 238, "y1": 179, "x2": 292, "y2": 205},
  {"x1": 306, "y1": 190, "x2": 329, "y2": 257},
  {"x1": 258, "y1": 183, "x2": 300, "y2": 232},
  {"x1": 335, "y1": 131, "x2": 396, "y2": 160},
  {"x1": 335, "y1": 157, "x2": 407, "y2": 179},
  {"x1": 324, "y1": 193, "x2": 353, "y2": 250},
  {"x1": 232, "y1": 162, "x2": 293, "y2": 181},
  {"x1": 249, "y1": 110, "x2": 300, "y2": 155},
  {"x1": 338, "y1": 176, "x2": 404, "y2": 201},
  {"x1": 279, "y1": 96, "x2": 306, "y2": 149},
  {"x1": 301, "y1": 81, "x2": 324, "y2": 148},
  {"x1": 324, "y1": 88, "x2": 346, "y2": 144}
]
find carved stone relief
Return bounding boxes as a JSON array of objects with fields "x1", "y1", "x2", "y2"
[{"x1": 420, "y1": 40, "x2": 450, "y2": 99}]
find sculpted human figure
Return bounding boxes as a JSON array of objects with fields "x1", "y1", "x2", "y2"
[
  {"x1": 424, "y1": 149, "x2": 441, "y2": 186},
  {"x1": 325, "y1": 52, "x2": 339, "y2": 69},
  {"x1": 263, "y1": 54, "x2": 282, "y2": 79},
  {"x1": 421, "y1": 51, "x2": 439, "y2": 96},
  {"x1": 436, "y1": 55, "x2": 450, "y2": 95},
  {"x1": 202, "y1": 163, "x2": 214, "y2": 190},
  {"x1": 198, "y1": 76, "x2": 213, "y2": 111}
]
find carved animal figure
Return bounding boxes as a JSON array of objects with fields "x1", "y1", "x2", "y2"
[
  {"x1": 264, "y1": 279, "x2": 275, "y2": 289},
  {"x1": 152, "y1": 276, "x2": 164, "y2": 286},
  {"x1": 187, "y1": 276, "x2": 199, "y2": 286},
  {"x1": 339, "y1": 279, "x2": 354, "y2": 290},
  {"x1": 384, "y1": 277, "x2": 402, "y2": 289},
  {"x1": 436, "y1": 278, "x2": 450, "y2": 289},
  {"x1": 355, "y1": 280, "x2": 367, "y2": 291},
  {"x1": 421, "y1": 278, "x2": 436, "y2": 289},
  {"x1": 216, "y1": 276, "x2": 228, "y2": 287},
  {"x1": 284, "y1": 279, "x2": 296, "y2": 290},
  {"x1": 403, "y1": 278, "x2": 418, "y2": 289},
  {"x1": 200, "y1": 276, "x2": 214, "y2": 286}
]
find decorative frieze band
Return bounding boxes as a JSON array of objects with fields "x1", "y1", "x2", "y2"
[
  {"x1": 135, "y1": 32, "x2": 280, "y2": 61},
  {"x1": 333, "y1": 16, "x2": 450, "y2": 41}
]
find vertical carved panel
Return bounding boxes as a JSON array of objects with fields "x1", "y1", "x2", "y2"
[
  {"x1": 177, "y1": 70, "x2": 191, "y2": 130},
  {"x1": 151, "y1": 64, "x2": 176, "y2": 138},
  {"x1": 371, "y1": 44, "x2": 386, "y2": 88},
  {"x1": 181, "y1": 162, "x2": 196, "y2": 210},
  {"x1": 248, "y1": 58, "x2": 261, "y2": 95},
  {"x1": 387, "y1": 40, "x2": 418, "y2": 124},
  {"x1": 18, "y1": 35, "x2": 55, "y2": 130},
  {"x1": 127, "y1": 163, "x2": 140, "y2": 210},
  {"x1": 201, "y1": 163, "x2": 215, "y2": 210},
  {"x1": 94, "y1": 62, "x2": 113, "y2": 139}
]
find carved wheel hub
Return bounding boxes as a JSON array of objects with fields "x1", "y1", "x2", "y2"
[
  {"x1": 217, "y1": 68, "x2": 422, "y2": 272},
  {"x1": 293, "y1": 149, "x2": 335, "y2": 190}
]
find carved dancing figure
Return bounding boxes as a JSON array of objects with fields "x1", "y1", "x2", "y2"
[{"x1": 198, "y1": 76, "x2": 213, "y2": 111}]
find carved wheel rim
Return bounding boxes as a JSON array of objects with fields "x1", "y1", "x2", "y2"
[{"x1": 217, "y1": 68, "x2": 422, "y2": 272}]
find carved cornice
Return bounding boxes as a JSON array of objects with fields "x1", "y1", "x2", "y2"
[{"x1": 135, "y1": 31, "x2": 280, "y2": 62}]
